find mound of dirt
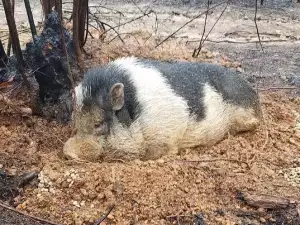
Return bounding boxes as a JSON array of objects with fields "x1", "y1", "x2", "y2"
[
  {"x1": 1, "y1": 36, "x2": 300, "y2": 224},
  {"x1": 1, "y1": 91, "x2": 300, "y2": 225}
]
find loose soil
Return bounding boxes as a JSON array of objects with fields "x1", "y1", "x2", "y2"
[{"x1": 1, "y1": 1, "x2": 300, "y2": 225}]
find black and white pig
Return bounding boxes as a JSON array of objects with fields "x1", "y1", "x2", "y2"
[{"x1": 63, "y1": 56, "x2": 262, "y2": 161}]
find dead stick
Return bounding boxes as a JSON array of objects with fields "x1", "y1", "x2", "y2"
[
  {"x1": 93, "y1": 205, "x2": 115, "y2": 225},
  {"x1": 258, "y1": 86, "x2": 299, "y2": 91},
  {"x1": 0, "y1": 201, "x2": 62, "y2": 225},
  {"x1": 237, "y1": 191, "x2": 297, "y2": 209}
]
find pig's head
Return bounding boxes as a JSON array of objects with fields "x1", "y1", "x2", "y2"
[{"x1": 73, "y1": 76, "x2": 125, "y2": 137}]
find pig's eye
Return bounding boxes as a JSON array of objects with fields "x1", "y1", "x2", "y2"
[{"x1": 94, "y1": 120, "x2": 103, "y2": 128}]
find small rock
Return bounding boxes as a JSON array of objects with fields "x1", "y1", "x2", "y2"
[
  {"x1": 41, "y1": 188, "x2": 49, "y2": 192},
  {"x1": 61, "y1": 181, "x2": 69, "y2": 188},
  {"x1": 98, "y1": 193, "x2": 105, "y2": 199},
  {"x1": 80, "y1": 189, "x2": 88, "y2": 196},
  {"x1": 88, "y1": 191, "x2": 97, "y2": 200},
  {"x1": 72, "y1": 200, "x2": 80, "y2": 208},
  {"x1": 260, "y1": 217, "x2": 266, "y2": 223},
  {"x1": 64, "y1": 171, "x2": 70, "y2": 177},
  {"x1": 195, "y1": 179, "x2": 202, "y2": 184},
  {"x1": 107, "y1": 214, "x2": 114, "y2": 220},
  {"x1": 49, "y1": 188, "x2": 55, "y2": 194}
]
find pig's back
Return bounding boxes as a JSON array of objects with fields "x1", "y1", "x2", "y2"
[{"x1": 137, "y1": 58, "x2": 260, "y2": 120}]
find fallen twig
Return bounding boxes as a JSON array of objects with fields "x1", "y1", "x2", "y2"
[
  {"x1": 236, "y1": 191, "x2": 297, "y2": 209},
  {"x1": 93, "y1": 204, "x2": 115, "y2": 225},
  {"x1": 258, "y1": 86, "x2": 299, "y2": 91},
  {"x1": 0, "y1": 201, "x2": 62, "y2": 225},
  {"x1": 177, "y1": 158, "x2": 248, "y2": 165},
  {"x1": 186, "y1": 39, "x2": 296, "y2": 44}
]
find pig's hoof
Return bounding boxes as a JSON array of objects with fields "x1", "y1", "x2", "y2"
[{"x1": 63, "y1": 136, "x2": 104, "y2": 162}]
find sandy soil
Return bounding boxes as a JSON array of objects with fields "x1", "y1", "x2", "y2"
[{"x1": 0, "y1": 1, "x2": 300, "y2": 225}]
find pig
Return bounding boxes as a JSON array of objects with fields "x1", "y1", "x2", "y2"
[{"x1": 63, "y1": 56, "x2": 262, "y2": 161}]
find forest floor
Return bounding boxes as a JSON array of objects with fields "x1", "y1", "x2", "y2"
[{"x1": 1, "y1": 1, "x2": 300, "y2": 225}]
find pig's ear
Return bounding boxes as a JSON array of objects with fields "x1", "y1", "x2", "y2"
[{"x1": 110, "y1": 83, "x2": 125, "y2": 111}]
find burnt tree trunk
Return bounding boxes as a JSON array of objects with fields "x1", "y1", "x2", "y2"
[
  {"x1": 41, "y1": 0, "x2": 55, "y2": 20},
  {"x1": 6, "y1": 0, "x2": 15, "y2": 56},
  {"x1": 78, "y1": 0, "x2": 89, "y2": 48},
  {"x1": 2, "y1": 0, "x2": 29, "y2": 87},
  {"x1": 72, "y1": 0, "x2": 84, "y2": 73},
  {"x1": 57, "y1": 0, "x2": 74, "y2": 89}
]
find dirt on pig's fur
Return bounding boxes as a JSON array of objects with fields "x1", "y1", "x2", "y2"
[{"x1": 1, "y1": 38, "x2": 300, "y2": 225}]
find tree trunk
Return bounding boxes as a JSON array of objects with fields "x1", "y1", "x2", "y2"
[
  {"x1": 24, "y1": 0, "x2": 37, "y2": 39},
  {"x1": 57, "y1": 0, "x2": 74, "y2": 88},
  {"x1": 41, "y1": 0, "x2": 55, "y2": 20},
  {"x1": 7, "y1": 0, "x2": 15, "y2": 56},
  {"x1": 78, "y1": 0, "x2": 88, "y2": 48},
  {"x1": 2, "y1": 0, "x2": 29, "y2": 87},
  {"x1": 72, "y1": 0, "x2": 84, "y2": 73}
]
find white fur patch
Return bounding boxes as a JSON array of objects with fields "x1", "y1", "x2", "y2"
[
  {"x1": 74, "y1": 83, "x2": 83, "y2": 107},
  {"x1": 113, "y1": 57, "x2": 190, "y2": 149}
]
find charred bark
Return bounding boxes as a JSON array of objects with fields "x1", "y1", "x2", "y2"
[
  {"x1": 6, "y1": 0, "x2": 15, "y2": 56},
  {"x1": 78, "y1": 0, "x2": 89, "y2": 48},
  {"x1": 2, "y1": 0, "x2": 29, "y2": 87},
  {"x1": 72, "y1": 0, "x2": 84, "y2": 73},
  {"x1": 41, "y1": 0, "x2": 55, "y2": 20},
  {"x1": 24, "y1": 0, "x2": 37, "y2": 39},
  {"x1": 57, "y1": 0, "x2": 74, "y2": 89}
]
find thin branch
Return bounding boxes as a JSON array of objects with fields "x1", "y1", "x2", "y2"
[
  {"x1": 193, "y1": 0, "x2": 230, "y2": 57},
  {"x1": 155, "y1": 0, "x2": 228, "y2": 48},
  {"x1": 93, "y1": 205, "x2": 115, "y2": 225},
  {"x1": 186, "y1": 38, "x2": 294, "y2": 44},
  {"x1": 254, "y1": 0, "x2": 264, "y2": 51},
  {"x1": 258, "y1": 86, "x2": 299, "y2": 91},
  {"x1": 129, "y1": 0, "x2": 149, "y2": 16},
  {"x1": 192, "y1": 0, "x2": 210, "y2": 58},
  {"x1": 0, "y1": 201, "x2": 62, "y2": 225},
  {"x1": 98, "y1": 10, "x2": 153, "y2": 41}
]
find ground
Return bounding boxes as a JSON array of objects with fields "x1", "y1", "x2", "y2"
[{"x1": 1, "y1": 1, "x2": 300, "y2": 225}]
